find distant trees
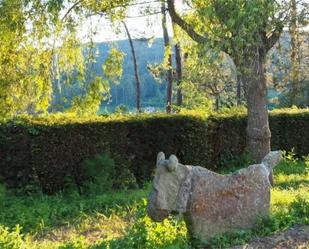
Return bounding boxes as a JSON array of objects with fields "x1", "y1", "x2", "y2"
[
  {"x1": 0, "y1": 0, "x2": 131, "y2": 118},
  {"x1": 161, "y1": 1, "x2": 173, "y2": 113},
  {"x1": 0, "y1": 0, "x2": 82, "y2": 118},
  {"x1": 182, "y1": 47, "x2": 236, "y2": 110},
  {"x1": 1, "y1": 0, "x2": 308, "y2": 121},
  {"x1": 267, "y1": 30, "x2": 309, "y2": 108}
]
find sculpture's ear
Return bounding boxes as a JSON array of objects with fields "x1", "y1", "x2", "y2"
[
  {"x1": 167, "y1": 154, "x2": 178, "y2": 172},
  {"x1": 262, "y1": 151, "x2": 282, "y2": 171},
  {"x1": 157, "y1": 152, "x2": 165, "y2": 167}
]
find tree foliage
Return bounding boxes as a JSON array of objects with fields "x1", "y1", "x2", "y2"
[{"x1": 0, "y1": 0, "x2": 132, "y2": 119}]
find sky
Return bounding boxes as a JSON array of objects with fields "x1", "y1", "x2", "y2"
[
  {"x1": 76, "y1": 0, "x2": 309, "y2": 43},
  {"x1": 78, "y1": 0, "x2": 178, "y2": 43}
]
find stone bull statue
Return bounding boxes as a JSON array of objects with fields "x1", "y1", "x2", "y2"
[{"x1": 147, "y1": 151, "x2": 282, "y2": 241}]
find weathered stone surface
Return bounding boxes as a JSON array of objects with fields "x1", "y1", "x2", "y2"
[{"x1": 147, "y1": 151, "x2": 282, "y2": 241}]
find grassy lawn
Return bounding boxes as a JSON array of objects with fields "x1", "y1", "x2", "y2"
[{"x1": 0, "y1": 153, "x2": 308, "y2": 249}]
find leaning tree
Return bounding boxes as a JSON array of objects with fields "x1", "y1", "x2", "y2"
[{"x1": 167, "y1": 0, "x2": 308, "y2": 162}]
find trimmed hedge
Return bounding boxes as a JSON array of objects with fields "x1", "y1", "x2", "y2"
[
  {"x1": 0, "y1": 113, "x2": 208, "y2": 193},
  {"x1": 1, "y1": 109, "x2": 309, "y2": 193}
]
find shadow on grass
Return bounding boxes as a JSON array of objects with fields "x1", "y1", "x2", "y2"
[
  {"x1": 275, "y1": 179, "x2": 309, "y2": 190},
  {"x1": 274, "y1": 160, "x2": 308, "y2": 176},
  {"x1": 86, "y1": 196, "x2": 309, "y2": 249},
  {"x1": 0, "y1": 187, "x2": 149, "y2": 236}
]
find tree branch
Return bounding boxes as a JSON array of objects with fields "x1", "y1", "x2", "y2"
[
  {"x1": 265, "y1": 24, "x2": 284, "y2": 51},
  {"x1": 265, "y1": 3, "x2": 291, "y2": 52},
  {"x1": 62, "y1": 0, "x2": 162, "y2": 21},
  {"x1": 166, "y1": 0, "x2": 208, "y2": 44},
  {"x1": 62, "y1": 0, "x2": 82, "y2": 21}
]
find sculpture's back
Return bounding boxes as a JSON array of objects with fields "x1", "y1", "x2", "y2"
[{"x1": 184, "y1": 164, "x2": 271, "y2": 240}]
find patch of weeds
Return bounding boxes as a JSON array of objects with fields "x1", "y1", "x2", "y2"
[
  {"x1": 0, "y1": 225, "x2": 24, "y2": 249},
  {"x1": 83, "y1": 153, "x2": 137, "y2": 195},
  {"x1": 274, "y1": 150, "x2": 308, "y2": 176},
  {"x1": 106, "y1": 200, "x2": 189, "y2": 249}
]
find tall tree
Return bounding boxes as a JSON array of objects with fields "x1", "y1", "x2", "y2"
[
  {"x1": 122, "y1": 21, "x2": 141, "y2": 112},
  {"x1": 161, "y1": 0, "x2": 173, "y2": 113},
  {"x1": 174, "y1": 43, "x2": 183, "y2": 106},
  {"x1": 167, "y1": 0, "x2": 300, "y2": 162},
  {"x1": 289, "y1": 0, "x2": 300, "y2": 104}
]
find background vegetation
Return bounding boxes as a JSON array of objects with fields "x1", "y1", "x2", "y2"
[{"x1": 1, "y1": 108, "x2": 309, "y2": 194}]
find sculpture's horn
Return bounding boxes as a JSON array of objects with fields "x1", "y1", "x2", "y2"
[
  {"x1": 157, "y1": 152, "x2": 165, "y2": 167},
  {"x1": 167, "y1": 154, "x2": 178, "y2": 172}
]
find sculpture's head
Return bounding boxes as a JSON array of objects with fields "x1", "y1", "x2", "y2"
[{"x1": 147, "y1": 152, "x2": 190, "y2": 222}]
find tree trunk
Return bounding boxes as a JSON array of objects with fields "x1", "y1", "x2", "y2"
[
  {"x1": 306, "y1": 80, "x2": 309, "y2": 108},
  {"x1": 236, "y1": 77, "x2": 242, "y2": 106},
  {"x1": 166, "y1": 0, "x2": 277, "y2": 163},
  {"x1": 241, "y1": 49, "x2": 271, "y2": 163},
  {"x1": 161, "y1": 1, "x2": 173, "y2": 113},
  {"x1": 234, "y1": 58, "x2": 245, "y2": 106},
  {"x1": 290, "y1": 0, "x2": 299, "y2": 105},
  {"x1": 175, "y1": 43, "x2": 183, "y2": 106},
  {"x1": 215, "y1": 95, "x2": 220, "y2": 111},
  {"x1": 123, "y1": 21, "x2": 141, "y2": 112}
]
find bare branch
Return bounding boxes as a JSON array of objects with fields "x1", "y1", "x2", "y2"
[{"x1": 62, "y1": 0, "x2": 82, "y2": 21}]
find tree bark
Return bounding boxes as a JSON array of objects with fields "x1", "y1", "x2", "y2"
[
  {"x1": 240, "y1": 48, "x2": 271, "y2": 163},
  {"x1": 175, "y1": 43, "x2": 183, "y2": 106},
  {"x1": 123, "y1": 21, "x2": 141, "y2": 112},
  {"x1": 161, "y1": 1, "x2": 173, "y2": 113}
]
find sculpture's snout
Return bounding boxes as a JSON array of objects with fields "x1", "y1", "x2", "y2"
[{"x1": 147, "y1": 190, "x2": 169, "y2": 222}]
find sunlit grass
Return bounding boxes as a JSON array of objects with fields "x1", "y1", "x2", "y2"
[{"x1": 0, "y1": 153, "x2": 308, "y2": 249}]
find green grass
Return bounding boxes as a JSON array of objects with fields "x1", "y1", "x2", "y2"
[{"x1": 0, "y1": 153, "x2": 308, "y2": 249}]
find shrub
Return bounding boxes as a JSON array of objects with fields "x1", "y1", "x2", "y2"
[
  {"x1": 1, "y1": 109, "x2": 309, "y2": 193},
  {"x1": 83, "y1": 153, "x2": 137, "y2": 194}
]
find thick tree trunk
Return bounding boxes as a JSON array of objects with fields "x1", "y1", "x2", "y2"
[
  {"x1": 175, "y1": 43, "x2": 183, "y2": 106},
  {"x1": 123, "y1": 21, "x2": 141, "y2": 112},
  {"x1": 241, "y1": 49, "x2": 271, "y2": 163},
  {"x1": 161, "y1": 1, "x2": 173, "y2": 113}
]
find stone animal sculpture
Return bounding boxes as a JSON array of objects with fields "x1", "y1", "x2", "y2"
[{"x1": 147, "y1": 151, "x2": 282, "y2": 241}]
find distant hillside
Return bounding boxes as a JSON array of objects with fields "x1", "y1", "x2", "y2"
[
  {"x1": 51, "y1": 38, "x2": 167, "y2": 112},
  {"x1": 53, "y1": 31, "x2": 308, "y2": 112},
  {"x1": 98, "y1": 39, "x2": 167, "y2": 111}
]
